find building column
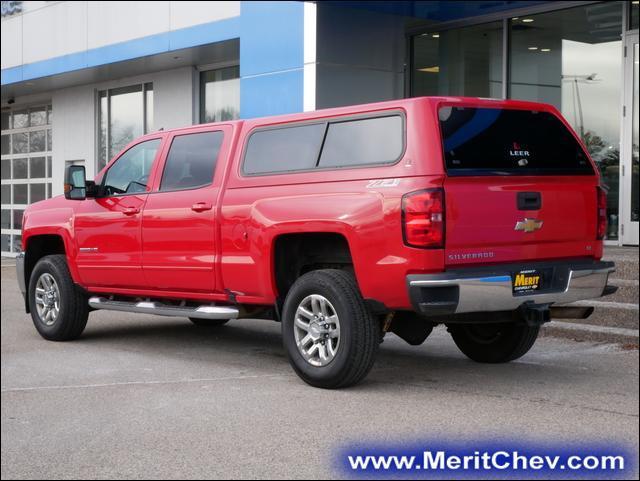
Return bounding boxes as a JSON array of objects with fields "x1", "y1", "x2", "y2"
[{"x1": 239, "y1": 0, "x2": 316, "y2": 118}]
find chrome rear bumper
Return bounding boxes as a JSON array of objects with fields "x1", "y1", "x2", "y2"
[{"x1": 407, "y1": 260, "x2": 615, "y2": 316}]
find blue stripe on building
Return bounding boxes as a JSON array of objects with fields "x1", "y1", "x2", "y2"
[
  {"x1": 1, "y1": 1, "x2": 306, "y2": 119},
  {"x1": 1, "y1": 16, "x2": 241, "y2": 85},
  {"x1": 239, "y1": 0, "x2": 305, "y2": 118}
]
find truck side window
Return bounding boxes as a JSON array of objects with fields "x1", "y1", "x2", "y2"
[
  {"x1": 243, "y1": 123, "x2": 325, "y2": 175},
  {"x1": 102, "y1": 139, "x2": 161, "y2": 196},
  {"x1": 242, "y1": 113, "x2": 404, "y2": 176},
  {"x1": 318, "y1": 115, "x2": 403, "y2": 168},
  {"x1": 160, "y1": 131, "x2": 223, "y2": 191}
]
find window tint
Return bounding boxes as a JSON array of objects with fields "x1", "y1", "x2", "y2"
[
  {"x1": 439, "y1": 107, "x2": 594, "y2": 176},
  {"x1": 318, "y1": 116, "x2": 403, "y2": 168},
  {"x1": 243, "y1": 123, "x2": 325, "y2": 175},
  {"x1": 102, "y1": 139, "x2": 161, "y2": 196},
  {"x1": 160, "y1": 131, "x2": 223, "y2": 191}
]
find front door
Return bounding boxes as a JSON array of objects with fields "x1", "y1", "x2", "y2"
[
  {"x1": 621, "y1": 33, "x2": 639, "y2": 245},
  {"x1": 141, "y1": 127, "x2": 228, "y2": 293},
  {"x1": 74, "y1": 138, "x2": 163, "y2": 288}
]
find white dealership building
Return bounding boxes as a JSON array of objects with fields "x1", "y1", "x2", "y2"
[{"x1": 1, "y1": 0, "x2": 639, "y2": 255}]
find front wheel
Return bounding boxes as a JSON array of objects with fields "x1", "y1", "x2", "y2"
[
  {"x1": 28, "y1": 255, "x2": 89, "y2": 341},
  {"x1": 448, "y1": 322, "x2": 539, "y2": 363},
  {"x1": 282, "y1": 269, "x2": 379, "y2": 389}
]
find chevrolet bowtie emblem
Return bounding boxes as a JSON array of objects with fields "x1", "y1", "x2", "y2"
[{"x1": 515, "y1": 218, "x2": 543, "y2": 233}]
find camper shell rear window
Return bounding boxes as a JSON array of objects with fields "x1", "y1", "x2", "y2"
[{"x1": 438, "y1": 106, "x2": 594, "y2": 176}]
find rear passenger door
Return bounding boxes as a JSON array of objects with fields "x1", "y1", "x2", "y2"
[{"x1": 141, "y1": 127, "x2": 229, "y2": 293}]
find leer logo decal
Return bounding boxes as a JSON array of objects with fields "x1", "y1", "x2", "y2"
[
  {"x1": 508, "y1": 142, "x2": 530, "y2": 157},
  {"x1": 509, "y1": 142, "x2": 530, "y2": 167}
]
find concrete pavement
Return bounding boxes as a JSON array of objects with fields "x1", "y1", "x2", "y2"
[{"x1": 1, "y1": 265, "x2": 639, "y2": 479}]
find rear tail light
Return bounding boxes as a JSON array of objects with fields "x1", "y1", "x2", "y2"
[
  {"x1": 402, "y1": 188, "x2": 445, "y2": 248},
  {"x1": 597, "y1": 186, "x2": 607, "y2": 240}
]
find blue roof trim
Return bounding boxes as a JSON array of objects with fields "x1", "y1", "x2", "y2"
[
  {"x1": 1, "y1": 16, "x2": 241, "y2": 85},
  {"x1": 1, "y1": 66, "x2": 23, "y2": 85},
  {"x1": 169, "y1": 16, "x2": 240, "y2": 51},
  {"x1": 21, "y1": 51, "x2": 89, "y2": 81},
  {"x1": 86, "y1": 32, "x2": 170, "y2": 69}
]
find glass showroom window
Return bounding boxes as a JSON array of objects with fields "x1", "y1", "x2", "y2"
[
  {"x1": 509, "y1": 2, "x2": 623, "y2": 239},
  {"x1": 1, "y1": 105, "x2": 53, "y2": 255},
  {"x1": 98, "y1": 83, "x2": 154, "y2": 172},
  {"x1": 411, "y1": 22, "x2": 503, "y2": 98},
  {"x1": 200, "y1": 66, "x2": 240, "y2": 123}
]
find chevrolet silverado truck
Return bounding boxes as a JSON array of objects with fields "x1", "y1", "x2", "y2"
[{"x1": 16, "y1": 97, "x2": 617, "y2": 388}]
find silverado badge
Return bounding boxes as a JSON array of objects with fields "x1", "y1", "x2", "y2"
[{"x1": 515, "y1": 218, "x2": 543, "y2": 233}]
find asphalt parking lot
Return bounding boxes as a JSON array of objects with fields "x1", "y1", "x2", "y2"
[{"x1": 1, "y1": 265, "x2": 639, "y2": 479}]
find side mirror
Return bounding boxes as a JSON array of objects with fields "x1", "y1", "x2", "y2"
[{"x1": 64, "y1": 165, "x2": 87, "y2": 200}]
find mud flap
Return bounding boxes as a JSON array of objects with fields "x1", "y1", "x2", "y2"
[{"x1": 390, "y1": 311, "x2": 434, "y2": 346}]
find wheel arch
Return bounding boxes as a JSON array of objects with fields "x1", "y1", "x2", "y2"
[
  {"x1": 272, "y1": 232, "x2": 357, "y2": 302},
  {"x1": 23, "y1": 233, "x2": 73, "y2": 313}
]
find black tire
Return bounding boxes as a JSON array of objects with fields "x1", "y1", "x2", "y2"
[
  {"x1": 282, "y1": 269, "x2": 378, "y2": 389},
  {"x1": 28, "y1": 254, "x2": 89, "y2": 341},
  {"x1": 448, "y1": 322, "x2": 539, "y2": 363},
  {"x1": 188, "y1": 318, "x2": 229, "y2": 327}
]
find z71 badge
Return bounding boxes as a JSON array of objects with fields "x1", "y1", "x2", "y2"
[{"x1": 366, "y1": 178, "x2": 400, "y2": 188}]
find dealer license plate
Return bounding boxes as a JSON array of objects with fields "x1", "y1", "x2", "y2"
[{"x1": 512, "y1": 269, "x2": 543, "y2": 294}]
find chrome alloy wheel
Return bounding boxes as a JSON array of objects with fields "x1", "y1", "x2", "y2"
[
  {"x1": 34, "y1": 273, "x2": 60, "y2": 326},
  {"x1": 293, "y1": 294, "x2": 341, "y2": 367}
]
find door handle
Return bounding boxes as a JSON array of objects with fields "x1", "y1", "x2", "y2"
[
  {"x1": 517, "y1": 192, "x2": 541, "y2": 211},
  {"x1": 191, "y1": 202, "x2": 213, "y2": 212},
  {"x1": 122, "y1": 206, "x2": 140, "y2": 216}
]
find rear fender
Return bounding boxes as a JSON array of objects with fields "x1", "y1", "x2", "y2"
[{"x1": 255, "y1": 192, "x2": 382, "y2": 299}]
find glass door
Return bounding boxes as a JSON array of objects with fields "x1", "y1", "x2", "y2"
[{"x1": 621, "y1": 34, "x2": 639, "y2": 245}]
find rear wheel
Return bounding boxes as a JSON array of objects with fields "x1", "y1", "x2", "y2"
[
  {"x1": 28, "y1": 255, "x2": 88, "y2": 341},
  {"x1": 188, "y1": 318, "x2": 229, "y2": 327},
  {"x1": 282, "y1": 269, "x2": 378, "y2": 389},
  {"x1": 448, "y1": 322, "x2": 539, "y2": 363}
]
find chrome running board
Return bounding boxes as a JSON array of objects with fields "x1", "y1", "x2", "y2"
[{"x1": 88, "y1": 296, "x2": 239, "y2": 320}]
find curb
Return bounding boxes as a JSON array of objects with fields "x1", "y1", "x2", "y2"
[
  {"x1": 564, "y1": 300, "x2": 639, "y2": 311},
  {"x1": 542, "y1": 321, "x2": 639, "y2": 348},
  {"x1": 547, "y1": 321, "x2": 639, "y2": 338}
]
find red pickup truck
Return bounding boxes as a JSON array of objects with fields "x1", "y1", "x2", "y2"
[{"x1": 16, "y1": 97, "x2": 616, "y2": 388}]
